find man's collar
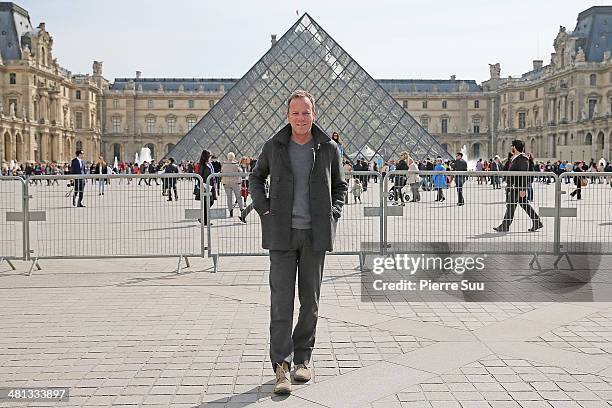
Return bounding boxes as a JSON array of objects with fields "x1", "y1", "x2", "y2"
[{"x1": 272, "y1": 123, "x2": 331, "y2": 145}]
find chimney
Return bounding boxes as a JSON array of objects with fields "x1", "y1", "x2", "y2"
[
  {"x1": 136, "y1": 71, "x2": 142, "y2": 79},
  {"x1": 271, "y1": 34, "x2": 277, "y2": 47},
  {"x1": 533, "y1": 60, "x2": 543, "y2": 71},
  {"x1": 450, "y1": 75, "x2": 456, "y2": 80}
]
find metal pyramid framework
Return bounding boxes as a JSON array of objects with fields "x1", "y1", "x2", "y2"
[{"x1": 168, "y1": 13, "x2": 451, "y2": 163}]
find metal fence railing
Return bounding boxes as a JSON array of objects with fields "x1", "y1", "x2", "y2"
[
  {"x1": 1, "y1": 170, "x2": 610, "y2": 275},
  {"x1": 383, "y1": 171, "x2": 558, "y2": 269},
  {"x1": 558, "y1": 172, "x2": 612, "y2": 260},
  {"x1": 204, "y1": 171, "x2": 384, "y2": 272},
  {"x1": 22, "y1": 174, "x2": 206, "y2": 274},
  {"x1": 204, "y1": 172, "x2": 264, "y2": 271},
  {"x1": 0, "y1": 176, "x2": 27, "y2": 270}
]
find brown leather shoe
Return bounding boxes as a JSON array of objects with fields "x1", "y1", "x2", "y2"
[
  {"x1": 273, "y1": 362, "x2": 291, "y2": 395},
  {"x1": 294, "y1": 360, "x2": 311, "y2": 382}
]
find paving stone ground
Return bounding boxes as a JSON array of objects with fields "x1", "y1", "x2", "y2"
[{"x1": 1, "y1": 254, "x2": 611, "y2": 408}]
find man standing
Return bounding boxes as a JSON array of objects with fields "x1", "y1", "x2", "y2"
[
  {"x1": 452, "y1": 152, "x2": 467, "y2": 206},
  {"x1": 164, "y1": 158, "x2": 179, "y2": 201},
  {"x1": 490, "y1": 155, "x2": 502, "y2": 189},
  {"x1": 249, "y1": 90, "x2": 347, "y2": 395},
  {"x1": 494, "y1": 140, "x2": 543, "y2": 232},
  {"x1": 70, "y1": 149, "x2": 86, "y2": 207},
  {"x1": 138, "y1": 161, "x2": 150, "y2": 186},
  {"x1": 211, "y1": 155, "x2": 222, "y2": 192},
  {"x1": 149, "y1": 160, "x2": 160, "y2": 186}
]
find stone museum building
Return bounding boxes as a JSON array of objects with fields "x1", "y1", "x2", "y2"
[
  {"x1": 1, "y1": 2, "x2": 611, "y2": 164},
  {"x1": 0, "y1": 2, "x2": 106, "y2": 164}
]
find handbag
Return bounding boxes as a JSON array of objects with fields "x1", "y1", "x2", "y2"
[
  {"x1": 581, "y1": 178, "x2": 588, "y2": 187},
  {"x1": 241, "y1": 182, "x2": 249, "y2": 199}
]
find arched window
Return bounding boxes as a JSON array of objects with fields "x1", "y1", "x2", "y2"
[
  {"x1": 3, "y1": 132, "x2": 11, "y2": 161},
  {"x1": 65, "y1": 138, "x2": 71, "y2": 161},
  {"x1": 166, "y1": 143, "x2": 175, "y2": 154},
  {"x1": 15, "y1": 133, "x2": 23, "y2": 162},
  {"x1": 472, "y1": 143, "x2": 481, "y2": 158},
  {"x1": 112, "y1": 143, "x2": 121, "y2": 161},
  {"x1": 597, "y1": 132, "x2": 605, "y2": 150},
  {"x1": 145, "y1": 143, "x2": 155, "y2": 159},
  {"x1": 585, "y1": 133, "x2": 593, "y2": 145},
  {"x1": 76, "y1": 140, "x2": 83, "y2": 151}
]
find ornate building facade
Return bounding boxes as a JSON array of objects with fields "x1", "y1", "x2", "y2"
[
  {"x1": 0, "y1": 2, "x2": 106, "y2": 165},
  {"x1": 484, "y1": 6, "x2": 612, "y2": 162},
  {"x1": 102, "y1": 76, "x2": 230, "y2": 162},
  {"x1": 103, "y1": 75, "x2": 494, "y2": 163},
  {"x1": 1, "y1": 3, "x2": 611, "y2": 164}
]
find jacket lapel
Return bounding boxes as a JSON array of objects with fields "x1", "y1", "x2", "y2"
[{"x1": 271, "y1": 123, "x2": 332, "y2": 175}]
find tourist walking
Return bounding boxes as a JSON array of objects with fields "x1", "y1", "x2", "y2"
[
  {"x1": 407, "y1": 156, "x2": 421, "y2": 202},
  {"x1": 221, "y1": 152, "x2": 244, "y2": 217},
  {"x1": 493, "y1": 140, "x2": 543, "y2": 232},
  {"x1": 433, "y1": 158, "x2": 446, "y2": 202},
  {"x1": 452, "y1": 152, "x2": 467, "y2": 206},
  {"x1": 70, "y1": 149, "x2": 86, "y2": 207}
]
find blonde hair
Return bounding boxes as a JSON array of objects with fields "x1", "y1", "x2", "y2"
[
  {"x1": 227, "y1": 152, "x2": 236, "y2": 161},
  {"x1": 287, "y1": 90, "x2": 316, "y2": 114}
]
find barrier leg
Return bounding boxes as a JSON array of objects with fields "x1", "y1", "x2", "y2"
[
  {"x1": 358, "y1": 252, "x2": 365, "y2": 272},
  {"x1": 28, "y1": 257, "x2": 40, "y2": 276},
  {"x1": 553, "y1": 253, "x2": 575, "y2": 271},
  {"x1": 212, "y1": 254, "x2": 219, "y2": 274},
  {"x1": 184, "y1": 256, "x2": 191, "y2": 268},
  {"x1": 528, "y1": 253, "x2": 542, "y2": 271},
  {"x1": 176, "y1": 254, "x2": 190, "y2": 274},
  {"x1": 0, "y1": 258, "x2": 17, "y2": 271}
]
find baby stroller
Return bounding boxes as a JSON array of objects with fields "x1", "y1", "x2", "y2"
[
  {"x1": 65, "y1": 180, "x2": 74, "y2": 198},
  {"x1": 388, "y1": 186, "x2": 410, "y2": 202},
  {"x1": 388, "y1": 174, "x2": 410, "y2": 203}
]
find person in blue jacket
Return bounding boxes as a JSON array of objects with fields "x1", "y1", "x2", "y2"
[{"x1": 433, "y1": 158, "x2": 447, "y2": 202}]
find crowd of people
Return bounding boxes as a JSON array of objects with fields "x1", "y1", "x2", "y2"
[{"x1": 2, "y1": 142, "x2": 610, "y2": 214}]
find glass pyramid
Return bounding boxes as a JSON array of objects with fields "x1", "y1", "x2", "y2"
[{"x1": 168, "y1": 14, "x2": 451, "y2": 163}]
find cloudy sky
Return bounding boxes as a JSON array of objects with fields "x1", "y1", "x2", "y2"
[{"x1": 17, "y1": 0, "x2": 605, "y2": 83}]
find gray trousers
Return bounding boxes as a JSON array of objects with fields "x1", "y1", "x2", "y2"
[
  {"x1": 224, "y1": 183, "x2": 244, "y2": 210},
  {"x1": 269, "y1": 228, "x2": 325, "y2": 371}
]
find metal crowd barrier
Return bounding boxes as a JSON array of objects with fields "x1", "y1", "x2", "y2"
[
  {"x1": 0, "y1": 176, "x2": 27, "y2": 270},
  {"x1": 23, "y1": 173, "x2": 206, "y2": 274},
  {"x1": 203, "y1": 171, "x2": 262, "y2": 272},
  {"x1": 204, "y1": 171, "x2": 384, "y2": 272},
  {"x1": 2, "y1": 169, "x2": 611, "y2": 275},
  {"x1": 558, "y1": 171, "x2": 612, "y2": 265},
  {"x1": 334, "y1": 171, "x2": 384, "y2": 269},
  {"x1": 383, "y1": 170, "x2": 559, "y2": 269}
]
